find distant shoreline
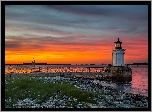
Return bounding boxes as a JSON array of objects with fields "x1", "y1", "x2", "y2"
[
  {"x1": 5, "y1": 64, "x2": 72, "y2": 65},
  {"x1": 5, "y1": 63, "x2": 148, "y2": 66}
]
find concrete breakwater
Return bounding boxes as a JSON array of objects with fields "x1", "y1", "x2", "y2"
[
  {"x1": 5, "y1": 67, "x2": 132, "y2": 82},
  {"x1": 5, "y1": 64, "x2": 132, "y2": 82},
  {"x1": 5, "y1": 72, "x2": 106, "y2": 80}
]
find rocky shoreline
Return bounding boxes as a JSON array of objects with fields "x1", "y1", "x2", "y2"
[{"x1": 5, "y1": 76, "x2": 148, "y2": 108}]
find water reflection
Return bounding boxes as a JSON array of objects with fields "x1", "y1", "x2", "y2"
[
  {"x1": 118, "y1": 67, "x2": 147, "y2": 96},
  {"x1": 92, "y1": 67, "x2": 148, "y2": 97}
]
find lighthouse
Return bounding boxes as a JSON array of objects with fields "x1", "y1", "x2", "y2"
[
  {"x1": 104, "y1": 38, "x2": 132, "y2": 82},
  {"x1": 112, "y1": 38, "x2": 126, "y2": 66}
]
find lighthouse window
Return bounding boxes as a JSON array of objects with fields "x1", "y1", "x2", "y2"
[
  {"x1": 115, "y1": 43, "x2": 120, "y2": 47},
  {"x1": 117, "y1": 44, "x2": 120, "y2": 47},
  {"x1": 115, "y1": 44, "x2": 117, "y2": 47}
]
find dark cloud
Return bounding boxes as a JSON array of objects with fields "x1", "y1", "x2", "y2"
[
  {"x1": 5, "y1": 44, "x2": 21, "y2": 48},
  {"x1": 5, "y1": 35, "x2": 113, "y2": 52},
  {"x1": 5, "y1": 5, "x2": 148, "y2": 40},
  {"x1": 45, "y1": 5, "x2": 112, "y2": 17},
  {"x1": 45, "y1": 5, "x2": 148, "y2": 20}
]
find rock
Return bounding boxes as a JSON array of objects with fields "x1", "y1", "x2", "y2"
[{"x1": 99, "y1": 105, "x2": 106, "y2": 108}]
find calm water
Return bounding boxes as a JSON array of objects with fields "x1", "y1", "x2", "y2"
[
  {"x1": 126, "y1": 66, "x2": 148, "y2": 96},
  {"x1": 5, "y1": 65, "x2": 148, "y2": 97},
  {"x1": 94, "y1": 66, "x2": 148, "y2": 97}
]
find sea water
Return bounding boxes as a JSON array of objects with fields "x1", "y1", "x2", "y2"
[{"x1": 94, "y1": 66, "x2": 148, "y2": 97}]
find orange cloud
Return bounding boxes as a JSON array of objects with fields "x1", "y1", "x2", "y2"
[{"x1": 5, "y1": 35, "x2": 148, "y2": 64}]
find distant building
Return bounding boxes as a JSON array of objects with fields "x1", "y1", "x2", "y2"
[
  {"x1": 23, "y1": 63, "x2": 47, "y2": 65},
  {"x1": 90, "y1": 64, "x2": 95, "y2": 65},
  {"x1": 32, "y1": 58, "x2": 35, "y2": 66}
]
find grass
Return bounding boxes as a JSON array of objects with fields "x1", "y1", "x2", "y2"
[{"x1": 5, "y1": 77, "x2": 99, "y2": 107}]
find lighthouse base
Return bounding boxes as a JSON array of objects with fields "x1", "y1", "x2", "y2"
[{"x1": 105, "y1": 66, "x2": 132, "y2": 82}]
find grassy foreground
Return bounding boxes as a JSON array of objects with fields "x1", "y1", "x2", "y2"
[{"x1": 5, "y1": 77, "x2": 98, "y2": 107}]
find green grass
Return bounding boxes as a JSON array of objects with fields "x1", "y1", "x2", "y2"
[{"x1": 5, "y1": 77, "x2": 98, "y2": 107}]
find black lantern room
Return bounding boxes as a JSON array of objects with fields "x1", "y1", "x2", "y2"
[{"x1": 114, "y1": 38, "x2": 122, "y2": 49}]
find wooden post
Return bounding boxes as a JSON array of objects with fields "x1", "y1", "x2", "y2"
[{"x1": 47, "y1": 67, "x2": 48, "y2": 73}]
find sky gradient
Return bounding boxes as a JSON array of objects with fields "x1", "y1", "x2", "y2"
[{"x1": 5, "y1": 5, "x2": 148, "y2": 64}]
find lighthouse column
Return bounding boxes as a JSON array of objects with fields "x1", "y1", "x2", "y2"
[
  {"x1": 119, "y1": 52, "x2": 121, "y2": 66},
  {"x1": 123, "y1": 52, "x2": 124, "y2": 66},
  {"x1": 121, "y1": 52, "x2": 124, "y2": 66},
  {"x1": 121, "y1": 52, "x2": 123, "y2": 66}
]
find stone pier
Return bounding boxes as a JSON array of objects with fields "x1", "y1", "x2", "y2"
[
  {"x1": 104, "y1": 66, "x2": 132, "y2": 82},
  {"x1": 5, "y1": 66, "x2": 132, "y2": 82}
]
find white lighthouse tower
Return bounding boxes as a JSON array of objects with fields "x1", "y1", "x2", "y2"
[{"x1": 112, "y1": 38, "x2": 126, "y2": 66}]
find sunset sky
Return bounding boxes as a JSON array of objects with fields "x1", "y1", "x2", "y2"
[{"x1": 5, "y1": 5, "x2": 148, "y2": 64}]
